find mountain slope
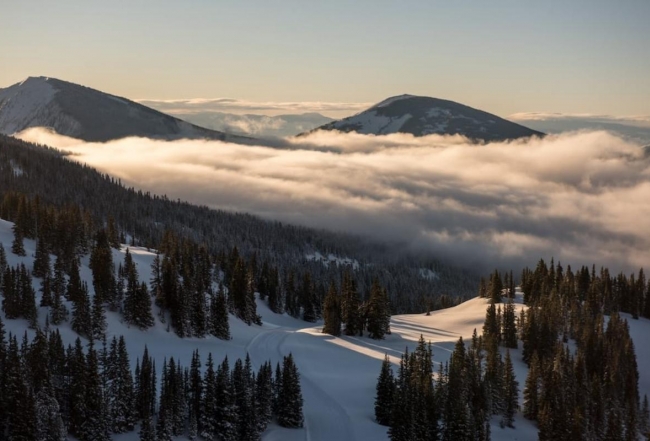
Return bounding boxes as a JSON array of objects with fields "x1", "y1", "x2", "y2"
[
  {"x1": 2, "y1": 221, "x2": 648, "y2": 441},
  {"x1": 311, "y1": 94, "x2": 544, "y2": 142},
  {"x1": 0, "y1": 77, "x2": 248, "y2": 142}
]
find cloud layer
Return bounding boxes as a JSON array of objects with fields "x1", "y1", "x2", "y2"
[
  {"x1": 17, "y1": 128, "x2": 650, "y2": 273},
  {"x1": 138, "y1": 98, "x2": 370, "y2": 118}
]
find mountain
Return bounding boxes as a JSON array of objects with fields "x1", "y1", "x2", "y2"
[
  {"x1": 310, "y1": 94, "x2": 543, "y2": 141},
  {"x1": 158, "y1": 110, "x2": 334, "y2": 138},
  {"x1": 0, "y1": 76, "x2": 248, "y2": 142}
]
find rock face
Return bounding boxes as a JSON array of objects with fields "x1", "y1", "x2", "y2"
[
  {"x1": 311, "y1": 94, "x2": 544, "y2": 142},
  {"x1": 0, "y1": 76, "x2": 247, "y2": 142}
]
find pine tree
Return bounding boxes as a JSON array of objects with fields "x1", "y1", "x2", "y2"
[
  {"x1": 11, "y1": 222, "x2": 26, "y2": 256},
  {"x1": 322, "y1": 282, "x2": 342, "y2": 336},
  {"x1": 89, "y1": 229, "x2": 116, "y2": 306},
  {"x1": 210, "y1": 283, "x2": 231, "y2": 340},
  {"x1": 32, "y1": 236, "x2": 51, "y2": 278},
  {"x1": 81, "y1": 343, "x2": 111, "y2": 441},
  {"x1": 255, "y1": 361, "x2": 273, "y2": 434},
  {"x1": 72, "y1": 282, "x2": 92, "y2": 338},
  {"x1": 502, "y1": 299, "x2": 518, "y2": 348},
  {"x1": 367, "y1": 279, "x2": 390, "y2": 339},
  {"x1": 139, "y1": 414, "x2": 156, "y2": 441},
  {"x1": 375, "y1": 354, "x2": 395, "y2": 426},
  {"x1": 188, "y1": 350, "x2": 202, "y2": 438},
  {"x1": 215, "y1": 357, "x2": 238, "y2": 441},
  {"x1": 91, "y1": 290, "x2": 107, "y2": 340},
  {"x1": 35, "y1": 388, "x2": 67, "y2": 441},
  {"x1": 501, "y1": 350, "x2": 518, "y2": 428},
  {"x1": 342, "y1": 271, "x2": 361, "y2": 336},
  {"x1": 278, "y1": 353, "x2": 304, "y2": 428},
  {"x1": 523, "y1": 351, "x2": 540, "y2": 420}
]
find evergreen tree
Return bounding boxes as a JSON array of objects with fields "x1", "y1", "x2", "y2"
[
  {"x1": 11, "y1": 221, "x2": 26, "y2": 256},
  {"x1": 89, "y1": 229, "x2": 116, "y2": 306},
  {"x1": 81, "y1": 343, "x2": 111, "y2": 441},
  {"x1": 72, "y1": 282, "x2": 92, "y2": 338},
  {"x1": 210, "y1": 283, "x2": 231, "y2": 340},
  {"x1": 502, "y1": 299, "x2": 518, "y2": 349},
  {"x1": 34, "y1": 388, "x2": 67, "y2": 441},
  {"x1": 523, "y1": 351, "x2": 540, "y2": 420},
  {"x1": 278, "y1": 353, "x2": 304, "y2": 428},
  {"x1": 501, "y1": 350, "x2": 518, "y2": 428},
  {"x1": 342, "y1": 271, "x2": 361, "y2": 336},
  {"x1": 375, "y1": 354, "x2": 395, "y2": 426},
  {"x1": 32, "y1": 235, "x2": 51, "y2": 279},
  {"x1": 367, "y1": 278, "x2": 390, "y2": 339},
  {"x1": 91, "y1": 290, "x2": 107, "y2": 340},
  {"x1": 322, "y1": 282, "x2": 342, "y2": 336}
]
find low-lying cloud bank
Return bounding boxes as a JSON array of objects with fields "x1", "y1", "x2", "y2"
[
  {"x1": 17, "y1": 128, "x2": 650, "y2": 272},
  {"x1": 138, "y1": 98, "x2": 369, "y2": 118}
]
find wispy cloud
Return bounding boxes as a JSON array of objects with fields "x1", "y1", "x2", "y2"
[
  {"x1": 16, "y1": 128, "x2": 650, "y2": 272},
  {"x1": 137, "y1": 98, "x2": 371, "y2": 118}
]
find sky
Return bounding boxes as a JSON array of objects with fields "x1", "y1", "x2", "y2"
[{"x1": 2, "y1": 0, "x2": 650, "y2": 118}]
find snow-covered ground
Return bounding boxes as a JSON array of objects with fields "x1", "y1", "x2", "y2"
[
  {"x1": 305, "y1": 251, "x2": 360, "y2": 269},
  {"x1": 1, "y1": 217, "x2": 649, "y2": 441}
]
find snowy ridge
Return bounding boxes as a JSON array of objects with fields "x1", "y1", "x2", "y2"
[{"x1": 0, "y1": 76, "x2": 247, "y2": 142}]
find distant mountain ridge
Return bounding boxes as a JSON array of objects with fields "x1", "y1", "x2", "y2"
[
  {"x1": 0, "y1": 77, "x2": 249, "y2": 142},
  {"x1": 167, "y1": 111, "x2": 334, "y2": 138},
  {"x1": 310, "y1": 94, "x2": 544, "y2": 142}
]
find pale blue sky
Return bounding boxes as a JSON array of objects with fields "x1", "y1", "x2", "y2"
[{"x1": 2, "y1": 0, "x2": 649, "y2": 117}]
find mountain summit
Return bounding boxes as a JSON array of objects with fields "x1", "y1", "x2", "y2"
[
  {"x1": 310, "y1": 94, "x2": 543, "y2": 141},
  {"x1": 0, "y1": 76, "x2": 245, "y2": 142}
]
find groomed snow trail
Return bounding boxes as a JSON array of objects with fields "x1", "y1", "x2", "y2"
[{"x1": 247, "y1": 328, "x2": 356, "y2": 441}]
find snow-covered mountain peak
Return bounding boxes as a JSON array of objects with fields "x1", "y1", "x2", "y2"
[
  {"x1": 0, "y1": 76, "x2": 246, "y2": 142},
  {"x1": 310, "y1": 94, "x2": 544, "y2": 142}
]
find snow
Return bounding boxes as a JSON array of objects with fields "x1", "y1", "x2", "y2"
[
  {"x1": 305, "y1": 251, "x2": 360, "y2": 269},
  {"x1": 2, "y1": 216, "x2": 649, "y2": 441},
  {"x1": 9, "y1": 159, "x2": 24, "y2": 176},
  {"x1": 332, "y1": 110, "x2": 412, "y2": 135},
  {"x1": 0, "y1": 77, "x2": 58, "y2": 134},
  {"x1": 418, "y1": 268, "x2": 439, "y2": 280}
]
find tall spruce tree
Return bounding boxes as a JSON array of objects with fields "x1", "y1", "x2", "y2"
[
  {"x1": 278, "y1": 353, "x2": 304, "y2": 428},
  {"x1": 322, "y1": 282, "x2": 342, "y2": 336},
  {"x1": 375, "y1": 354, "x2": 395, "y2": 426}
]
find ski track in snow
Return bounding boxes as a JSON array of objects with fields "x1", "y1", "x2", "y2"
[{"x1": 247, "y1": 328, "x2": 356, "y2": 441}]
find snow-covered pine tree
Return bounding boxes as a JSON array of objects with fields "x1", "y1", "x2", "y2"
[
  {"x1": 71, "y1": 282, "x2": 92, "y2": 338},
  {"x1": 278, "y1": 353, "x2": 304, "y2": 428},
  {"x1": 210, "y1": 283, "x2": 231, "y2": 340}
]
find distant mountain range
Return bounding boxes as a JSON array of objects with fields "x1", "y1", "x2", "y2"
[
  {"x1": 308, "y1": 94, "x2": 544, "y2": 142},
  {"x1": 0, "y1": 78, "x2": 544, "y2": 143},
  {"x1": 166, "y1": 111, "x2": 334, "y2": 138},
  {"x1": 0, "y1": 77, "x2": 249, "y2": 142}
]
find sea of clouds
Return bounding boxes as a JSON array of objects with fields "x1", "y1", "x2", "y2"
[{"x1": 17, "y1": 128, "x2": 650, "y2": 272}]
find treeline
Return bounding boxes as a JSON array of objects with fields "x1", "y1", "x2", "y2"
[
  {"x1": 2, "y1": 191, "x2": 396, "y2": 339},
  {"x1": 514, "y1": 259, "x2": 649, "y2": 440},
  {"x1": 0, "y1": 134, "x2": 477, "y2": 314},
  {"x1": 0, "y1": 322, "x2": 303, "y2": 441},
  {"x1": 322, "y1": 274, "x2": 391, "y2": 339},
  {"x1": 375, "y1": 333, "x2": 518, "y2": 441}
]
